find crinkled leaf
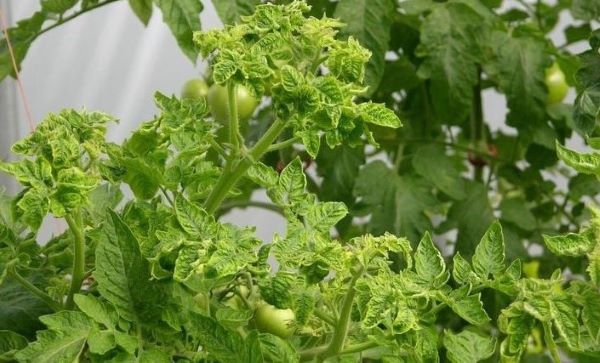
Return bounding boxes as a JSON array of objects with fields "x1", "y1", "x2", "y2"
[
  {"x1": 444, "y1": 329, "x2": 496, "y2": 363},
  {"x1": 334, "y1": 0, "x2": 395, "y2": 95},
  {"x1": 543, "y1": 228, "x2": 595, "y2": 257}
]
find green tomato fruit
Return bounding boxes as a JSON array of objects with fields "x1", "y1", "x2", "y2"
[
  {"x1": 207, "y1": 84, "x2": 258, "y2": 124},
  {"x1": 253, "y1": 303, "x2": 295, "y2": 338},
  {"x1": 545, "y1": 63, "x2": 569, "y2": 105},
  {"x1": 181, "y1": 78, "x2": 209, "y2": 100}
]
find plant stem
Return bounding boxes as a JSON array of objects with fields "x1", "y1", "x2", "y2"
[
  {"x1": 8, "y1": 268, "x2": 62, "y2": 311},
  {"x1": 219, "y1": 200, "x2": 283, "y2": 216},
  {"x1": 339, "y1": 341, "x2": 378, "y2": 355},
  {"x1": 227, "y1": 82, "x2": 240, "y2": 151},
  {"x1": 30, "y1": 0, "x2": 122, "y2": 42},
  {"x1": 470, "y1": 68, "x2": 485, "y2": 182},
  {"x1": 204, "y1": 119, "x2": 287, "y2": 214},
  {"x1": 322, "y1": 269, "x2": 363, "y2": 359},
  {"x1": 267, "y1": 136, "x2": 300, "y2": 152},
  {"x1": 65, "y1": 211, "x2": 85, "y2": 310}
]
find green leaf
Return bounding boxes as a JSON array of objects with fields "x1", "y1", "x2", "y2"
[
  {"x1": 0, "y1": 12, "x2": 46, "y2": 81},
  {"x1": 258, "y1": 333, "x2": 299, "y2": 363},
  {"x1": 416, "y1": 2, "x2": 488, "y2": 119},
  {"x1": 485, "y1": 30, "x2": 548, "y2": 128},
  {"x1": 211, "y1": 0, "x2": 260, "y2": 25},
  {"x1": 354, "y1": 161, "x2": 439, "y2": 242},
  {"x1": 73, "y1": 294, "x2": 118, "y2": 328},
  {"x1": 0, "y1": 277, "x2": 52, "y2": 338},
  {"x1": 122, "y1": 157, "x2": 164, "y2": 200},
  {"x1": 187, "y1": 314, "x2": 258, "y2": 363},
  {"x1": 412, "y1": 144, "x2": 466, "y2": 200},
  {"x1": 15, "y1": 311, "x2": 93, "y2": 363},
  {"x1": 445, "y1": 287, "x2": 490, "y2": 326},
  {"x1": 444, "y1": 329, "x2": 496, "y2": 363},
  {"x1": 414, "y1": 232, "x2": 448, "y2": 285},
  {"x1": 472, "y1": 221, "x2": 505, "y2": 279},
  {"x1": 334, "y1": 0, "x2": 396, "y2": 95},
  {"x1": 570, "y1": 282, "x2": 600, "y2": 342},
  {"x1": 247, "y1": 163, "x2": 278, "y2": 188},
  {"x1": 500, "y1": 197, "x2": 537, "y2": 231},
  {"x1": 95, "y1": 210, "x2": 150, "y2": 325},
  {"x1": 317, "y1": 144, "x2": 365, "y2": 205},
  {"x1": 129, "y1": 0, "x2": 154, "y2": 25},
  {"x1": 153, "y1": 0, "x2": 203, "y2": 61},
  {"x1": 304, "y1": 202, "x2": 348, "y2": 233},
  {"x1": 542, "y1": 229, "x2": 595, "y2": 257},
  {"x1": 359, "y1": 102, "x2": 402, "y2": 128},
  {"x1": 443, "y1": 181, "x2": 494, "y2": 258},
  {"x1": 452, "y1": 252, "x2": 475, "y2": 285},
  {"x1": 270, "y1": 158, "x2": 306, "y2": 207},
  {"x1": 571, "y1": 0, "x2": 600, "y2": 21},
  {"x1": 550, "y1": 297, "x2": 580, "y2": 349},
  {"x1": 175, "y1": 195, "x2": 214, "y2": 238},
  {"x1": 0, "y1": 330, "x2": 27, "y2": 359},
  {"x1": 556, "y1": 142, "x2": 600, "y2": 177}
]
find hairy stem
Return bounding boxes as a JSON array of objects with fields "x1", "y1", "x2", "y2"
[
  {"x1": 267, "y1": 136, "x2": 300, "y2": 152},
  {"x1": 204, "y1": 119, "x2": 287, "y2": 214},
  {"x1": 227, "y1": 82, "x2": 240, "y2": 151},
  {"x1": 65, "y1": 210, "x2": 85, "y2": 309},
  {"x1": 8, "y1": 268, "x2": 62, "y2": 311}
]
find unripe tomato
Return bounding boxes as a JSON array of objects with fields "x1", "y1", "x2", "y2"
[
  {"x1": 181, "y1": 78, "x2": 209, "y2": 100},
  {"x1": 253, "y1": 303, "x2": 295, "y2": 338},
  {"x1": 207, "y1": 84, "x2": 258, "y2": 124},
  {"x1": 544, "y1": 63, "x2": 569, "y2": 105}
]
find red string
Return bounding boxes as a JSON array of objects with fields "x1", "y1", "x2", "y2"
[{"x1": 0, "y1": 7, "x2": 35, "y2": 132}]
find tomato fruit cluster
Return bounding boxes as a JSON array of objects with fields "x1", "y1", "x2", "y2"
[{"x1": 181, "y1": 78, "x2": 258, "y2": 125}]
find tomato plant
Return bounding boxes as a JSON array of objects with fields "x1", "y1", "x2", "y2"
[{"x1": 1, "y1": 1, "x2": 600, "y2": 363}]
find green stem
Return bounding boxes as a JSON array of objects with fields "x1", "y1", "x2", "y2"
[
  {"x1": 65, "y1": 211, "x2": 85, "y2": 310},
  {"x1": 322, "y1": 269, "x2": 362, "y2": 358},
  {"x1": 29, "y1": 0, "x2": 122, "y2": 42},
  {"x1": 8, "y1": 268, "x2": 62, "y2": 311},
  {"x1": 204, "y1": 119, "x2": 287, "y2": 214},
  {"x1": 227, "y1": 82, "x2": 240, "y2": 151},
  {"x1": 267, "y1": 137, "x2": 300, "y2": 152},
  {"x1": 543, "y1": 322, "x2": 561, "y2": 363},
  {"x1": 339, "y1": 341, "x2": 377, "y2": 355},
  {"x1": 219, "y1": 200, "x2": 283, "y2": 216}
]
